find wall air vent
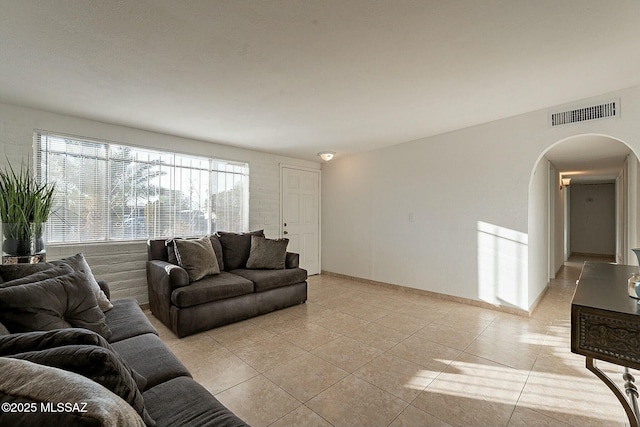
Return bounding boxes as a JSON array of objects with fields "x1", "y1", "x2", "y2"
[{"x1": 550, "y1": 100, "x2": 619, "y2": 127}]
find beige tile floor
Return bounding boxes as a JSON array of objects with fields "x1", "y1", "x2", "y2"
[{"x1": 146, "y1": 257, "x2": 633, "y2": 427}]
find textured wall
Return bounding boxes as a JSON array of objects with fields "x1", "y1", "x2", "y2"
[{"x1": 0, "y1": 102, "x2": 319, "y2": 304}]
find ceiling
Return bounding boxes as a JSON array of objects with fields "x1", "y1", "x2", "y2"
[
  {"x1": 545, "y1": 135, "x2": 631, "y2": 184},
  {"x1": 1, "y1": 1, "x2": 640, "y2": 162}
]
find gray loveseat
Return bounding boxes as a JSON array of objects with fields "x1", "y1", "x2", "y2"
[
  {"x1": 147, "y1": 231, "x2": 308, "y2": 338},
  {"x1": 0, "y1": 258, "x2": 247, "y2": 427}
]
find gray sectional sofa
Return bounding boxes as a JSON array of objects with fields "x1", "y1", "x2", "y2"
[
  {"x1": 0, "y1": 256, "x2": 248, "y2": 427},
  {"x1": 147, "y1": 231, "x2": 308, "y2": 338}
]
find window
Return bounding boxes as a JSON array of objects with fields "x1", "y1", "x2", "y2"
[{"x1": 36, "y1": 132, "x2": 249, "y2": 243}]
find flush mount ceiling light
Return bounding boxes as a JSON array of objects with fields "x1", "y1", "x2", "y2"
[{"x1": 317, "y1": 151, "x2": 336, "y2": 162}]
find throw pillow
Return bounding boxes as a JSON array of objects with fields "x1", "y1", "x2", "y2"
[
  {"x1": 0, "y1": 357, "x2": 146, "y2": 427},
  {"x1": 52, "y1": 253, "x2": 113, "y2": 312},
  {"x1": 10, "y1": 345, "x2": 155, "y2": 426},
  {"x1": 165, "y1": 238, "x2": 180, "y2": 265},
  {"x1": 218, "y1": 230, "x2": 265, "y2": 270},
  {"x1": 0, "y1": 271, "x2": 112, "y2": 339},
  {"x1": 0, "y1": 328, "x2": 102, "y2": 356},
  {"x1": 0, "y1": 262, "x2": 54, "y2": 282},
  {"x1": 173, "y1": 237, "x2": 220, "y2": 282},
  {"x1": 0, "y1": 328, "x2": 147, "y2": 391},
  {"x1": 246, "y1": 236, "x2": 289, "y2": 270},
  {"x1": 0, "y1": 264, "x2": 74, "y2": 288},
  {"x1": 167, "y1": 237, "x2": 225, "y2": 271},
  {"x1": 0, "y1": 322, "x2": 8, "y2": 336},
  {"x1": 208, "y1": 234, "x2": 225, "y2": 271}
]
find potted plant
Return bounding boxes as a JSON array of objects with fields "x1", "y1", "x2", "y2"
[{"x1": 0, "y1": 162, "x2": 55, "y2": 259}]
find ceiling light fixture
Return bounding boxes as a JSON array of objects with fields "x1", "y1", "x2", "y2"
[{"x1": 317, "y1": 151, "x2": 336, "y2": 162}]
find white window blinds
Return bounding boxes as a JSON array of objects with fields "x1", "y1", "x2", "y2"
[{"x1": 36, "y1": 132, "x2": 249, "y2": 243}]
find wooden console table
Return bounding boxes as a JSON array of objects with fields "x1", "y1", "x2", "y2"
[{"x1": 571, "y1": 262, "x2": 640, "y2": 427}]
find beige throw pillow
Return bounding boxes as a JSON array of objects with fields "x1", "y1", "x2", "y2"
[
  {"x1": 0, "y1": 357, "x2": 146, "y2": 427},
  {"x1": 174, "y1": 236, "x2": 220, "y2": 282},
  {"x1": 246, "y1": 236, "x2": 289, "y2": 270}
]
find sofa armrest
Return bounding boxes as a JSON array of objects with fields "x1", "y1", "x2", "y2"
[
  {"x1": 285, "y1": 252, "x2": 299, "y2": 269},
  {"x1": 97, "y1": 280, "x2": 111, "y2": 300},
  {"x1": 146, "y1": 260, "x2": 189, "y2": 329},
  {"x1": 147, "y1": 260, "x2": 189, "y2": 290}
]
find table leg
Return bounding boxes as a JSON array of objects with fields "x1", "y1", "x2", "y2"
[{"x1": 586, "y1": 357, "x2": 639, "y2": 427}]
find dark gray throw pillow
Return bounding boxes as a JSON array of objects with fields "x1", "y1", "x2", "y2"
[
  {"x1": 208, "y1": 234, "x2": 225, "y2": 271},
  {"x1": 0, "y1": 264, "x2": 74, "y2": 288},
  {"x1": 218, "y1": 230, "x2": 265, "y2": 270},
  {"x1": 0, "y1": 262, "x2": 55, "y2": 282},
  {"x1": 0, "y1": 328, "x2": 147, "y2": 391},
  {"x1": 0, "y1": 328, "x2": 102, "y2": 356},
  {"x1": 0, "y1": 271, "x2": 112, "y2": 339},
  {"x1": 51, "y1": 253, "x2": 113, "y2": 312},
  {"x1": 246, "y1": 236, "x2": 289, "y2": 270},
  {"x1": 10, "y1": 344, "x2": 155, "y2": 426},
  {"x1": 165, "y1": 238, "x2": 180, "y2": 265},
  {"x1": 173, "y1": 236, "x2": 220, "y2": 282}
]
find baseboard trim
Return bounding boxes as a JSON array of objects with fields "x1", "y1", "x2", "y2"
[
  {"x1": 320, "y1": 270, "x2": 530, "y2": 317},
  {"x1": 570, "y1": 252, "x2": 615, "y2": 259},
  {"x1": 528, "y1": 283, "x2": 549, "y2": 314}
]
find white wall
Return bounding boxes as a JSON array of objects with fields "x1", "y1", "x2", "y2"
[
  {"x1": 553, "y1": 172, "x2": 566, "y2": 273},
  {"x1": 634, "y1": 157, "x2": 640, "y2": 263},
  {"x1": 528, "y1": 158, "x2": 549, "y2": 309},
  {"x1": 322, "y1": 85, "x2": 640, "y2": 312},
  {"x1": 0, "y1": 102, "x2": 319, "y2": 303},
  {"x1": 551, "y1": 165, "x2": 565, "y2": 275}
]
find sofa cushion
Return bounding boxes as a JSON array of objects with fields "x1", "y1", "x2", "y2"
[
  {"x1": 246, "y1": 235, "x2": 288, "y2": 270},
  {"x1": 143, "y1": 376, "x2": 248, "y2": 427},
  {"x1": 105, "y1": 299, "x2": 158, "y2": 343},
  {"x1": 218, "y1": 230, "x2": 264, "y2": 271},
  {"x1": 0, "y1": 271, "x2": 111, "y2": 339},
  {"x1": 230, "y1": 268, "x2": 308, "y2": 292},
  {"x1": 0, "y1": 264, "x2": 74, "y2": 288},
  {"x1": 52, "y1": 253, "x2": 113, "y2": 312},
  {"x1": 10, "y1": 345, "x2": 155, "y2": 426},
  {"x1": 0, "y1": 357, "x2": 146, "y2": 427},
  {"x1": 174, "y1": 237, "x2": 220, "y2": 282},
  {"x1": 111, "y1": 333, "x2": 191, "y2": 390},
  {"x1": 171, "y1": 272, "x2": 253, "y2": 308}
]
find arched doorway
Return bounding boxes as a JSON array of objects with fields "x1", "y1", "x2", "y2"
[{"x1": 529, "y1": 134, "x2": 638, "y2": 296}]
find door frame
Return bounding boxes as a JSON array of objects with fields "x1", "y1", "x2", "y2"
[{"x1": 279, "y1": 164, "x2": 322, "y2": 274}]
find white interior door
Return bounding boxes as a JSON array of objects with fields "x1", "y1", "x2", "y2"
[{"x1": 281, "y1": 167, "x2": 320, "y2": 275}]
